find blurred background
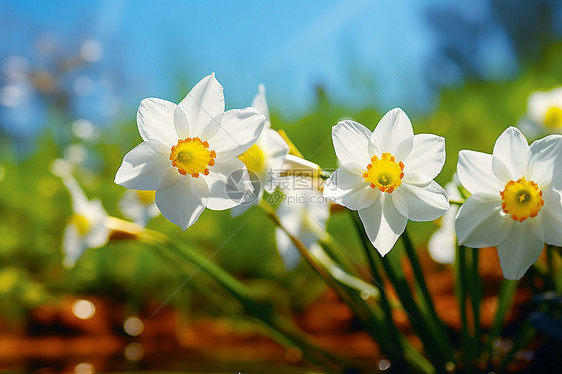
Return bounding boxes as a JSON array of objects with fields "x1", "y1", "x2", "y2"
[{"x1": 1, "y1": 0, "x2": 562, "y2": 372}]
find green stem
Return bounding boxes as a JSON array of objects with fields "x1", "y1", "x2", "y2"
[
  {"x1": 351, "y1": 211, "x2": 446, "y2": 372},
  {"x1": 498, "y1": 320, "x2": 536, "y2": 373},
  {"x1": 353, "y1": 215, "x2": 433, "y2": 373},
  {"x1": 139, "y1": 231, "x2": 344, "y2": 368},
  {"x1": 265, "y1": 204, "x2": 434, "y2": 373},
  {"x1": 487, "y1": 279, "x2": 518, "y2": 359},
  {"x1": 455, "y1": 245, "x2": 472, "y2": 371},
  {"x1": 468, "y1": 248, "x2": 482, "y2": 354},
  {"x1": 402, "y1": 229, "x2": 454, "y2": 362}
]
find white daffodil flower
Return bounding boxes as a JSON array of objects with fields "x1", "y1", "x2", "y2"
[
  {"x1": 118, "y1": 190, "x2": 160, "y2": 227},
  {"x1": 323, "y1": 108, "x2": 449, "y2": 256},
  {"x1": 275, "y1": 176, "x2": 330, "y2": 270},
  {"x1": 232, "y1": 84, "x2": 289, "y2": 216},
  {"x1": 455, "y1": 127, "x2": 562, "y2": 280},
  {"x1": 428, "y1": 177, "x2": 461, "y2": 264},
  {"x1": 115, "y1": 73, "x2": 266, "y2": 230},
  {"x1": 60, "y1": 175, "x2": 110, "y2": 268},
  {"x1": 519, "y1": 87, "x2": 562, "y2": 137}
]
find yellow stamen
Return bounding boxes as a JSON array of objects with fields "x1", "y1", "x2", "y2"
[
  {"x1": 238, "y1": 144, "x2": 265, "y2": 174},
  {"x1": 544, "y1": 106, "x2": 562, "y2": 128},
  {"x1": 500, "y1": 177, "x2": 544, "y2": 222},
  {"x1": 70, "y1": 214, "x2": 90, "y2": 236},
  {"x1": 169, "y1": 137, "x2": 216, "y2": 177},
  {"x1": 363, "y1": 152, "x2": 405, "y2": 193}
]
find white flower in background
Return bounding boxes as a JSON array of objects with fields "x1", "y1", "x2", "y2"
[
  {"x1": 275, "y1": 176, "x2": 330, "y2": 270},
  {"x1": 232, "y1": 84, "x2": 289, "y2": 216},
  {"x1": 519, "y1": 87, "x2": 562, "y2": 137},
  {"x1": 115, "y1": 73, "x2": 266, "y2": 230},
  {"x1": 324, "y1": 108, "x2": 449, "y2": 256},
  {"x1": 455, "y1": 127, "x2": 562, "y2": 280},
  {"x1": 428, "y1": 176, "x2": 461, "y2": 264},
  {"x1": 118, "y1": 190, "x2": 160, "y2": 226},
  {"x1": 60, "y1": 174, "x2": 110, "y2": 268}
]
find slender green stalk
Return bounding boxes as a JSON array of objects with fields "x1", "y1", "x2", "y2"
[
  {"x1": 131, "y1": 225, "x2": 345, "y2": 368},
  {"x1": 455, "y1": 245, "x2": 472, "y2": 371},
  {"x1": 401, "y1": 229, "x2": 455, "y2": 363},
  {"x1": 402, "y1": 229, "x2": 451, "y2": 344},
  {"x1": 546, "y1": 245, "x2": 555, "y2": 285},
  {"x1": 487, "y1": 279, "x2": 518, "y2": 359},
  {"x1": 498, "y1": 320, "x2": 536, "y2": 373},
  {"x1": 265, "y1": 204, "x2": 434, "y2": 373},
  {"x1": 351, "y1": 212, "x2": 447, "y2": 372},
  {"x1": 468, "y1": 247, "x2": 482, "y2": 354},
  {"x1": 322, "y1": 224, "x2": 435, "y2": 373}
]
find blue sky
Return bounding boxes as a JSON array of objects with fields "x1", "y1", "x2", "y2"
[{"x1": 1, "y1": 0, "x2": 512, "y2": 136}]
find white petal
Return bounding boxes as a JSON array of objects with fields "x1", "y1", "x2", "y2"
[
  {"x1": 137, "y1": 98, "x2": 178, "y2": 147},
  {"x1": 251, "y1": 84, "x2": 270, "y2": 126},
  {"x1": 208, "y1": 108, "x2": 266, "y2": 159},
  {"x1": 230, "y1": 198, "x2": 255, "y2": 217},
  {"x1": 114, "y1": 141, "x2": 172, "y2": 190},
  {"x1": 155, "y1": 177, "x2": 208, "y2": 230},
  {"x1": 62, "y1": 224, "x2": 86, "y2": 268},
  {"x1": 275, "y1": 227, "x2": 301, "y2": 271},
  {"x1": 83, "y1": 198, "x2": 109, "y2": 245},
  {"x1": 323, "y1": 165, "x2": 378, "y2": 210},
  {"x1": 492, "y1": 127, "x2": 532, "y2": 179},
  {"x1": 539, "y1": 189, "x2": 562, "y2": 245},
  {"x1": 262, "y1": 129, "x2": 290, "y2": 193},
  {"x1": 84, "y1": 221, "x2": 110, "y2": 249},
  {"x1": 526, "y1": 90, "x2": 548, "y2": 123},
  {"x1": 428, "y1": 205, "x2": 458, "y2": 264},
  {"x1": 392, "y1": 180, "x2": 449, "y2": 221},
  {"x1": 174, "y1": 105, "x2": 190, "y2": 139},
  {"x1": 455, "y1": 193, "x2": 512, "y2": 248},
  {"x1": 497, "y1": 221, "x2": 544, "y2": 280},
  {"x1": 306, "y1": 197, "x2": 331, "y2": 229},
  {"x1": 371, "y1": 108, "x2": 414, "y2": 155},
  {"x1": 62, "y1": 176, "x2": 91, "y2": 214},
  {"x1": 204, "y1": 158, "x2": 252, "y2": 210},
  {"x1": 277, "y1": 197, "x2": 305, "y2": 234},
  {"x1": 457, "y1": 150, "x2": 505, "y2": 195},
  {"x1": 332, "y1": 120, "x2": 372, "y2": 166},
  {"x1": 403, "y1": 134, "x2": 446, "y2": 180},
  {"x1": 358, "y1": 195, "x2": 407, "y2": 256},
  {"x1": 394, "y1": 136, "x2": 414, "y2": 162},
  {"x1": 281, "y1": 154, "x2": 322, "y2": 173},
  {"x1": 529, "y1": 134, "x2": 562, "y2": 187},
  {"x1": 177, "y1": 73, "x2": 225, "y2": 137},
  {"x1": 119, "y1": 190, "x2": 146, "y2": 224},
  {"x1": 401, "y1": 173, "x2": 433, "y2": 185}
]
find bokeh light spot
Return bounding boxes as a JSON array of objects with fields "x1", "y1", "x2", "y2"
[
  {"x1": 124, "y1": 342, "x2": 145, "y2": 361},
  {"x1": 80, "y1": 40, "x2": 103, "y2": 62},
  {"x1": 124, "y1": 316, "x2": 144, "y2": 336},
  {"x1": 74, "y1": 362, "x2": 94, "y2": 374},
  {"x1": 379, "y1": 359, "x2": 391, "y2": 371},
  {"x1": 72, "y1": 299, "x2": 96, "y2": 319}
]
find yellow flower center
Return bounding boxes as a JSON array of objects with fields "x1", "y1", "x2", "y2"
[
  {"x1": 136, "y1": 190, "x2": 155, "y2": 204},
  {"x1": 237, "y1": 144, "x2": 265, "y2": 174},
  {"x1": 70, "y1": 214, "x2": 90, "y2": 236},
  {"x1": 363, "y1": 152, "x2": 405, "y2": 193},
  {"x1": 544, "y1": 106, "x2": 562, "y2": 128},
  {"x1": 169, "y1": 137, "x2": 216, "y2": 178},
  {"x1": 500, "y1": 177, "x2": 544, "y2": 222}
]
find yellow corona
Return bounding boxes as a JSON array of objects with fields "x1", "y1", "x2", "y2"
[
  {"x1": 363, "y1": 152, "x2": 405, "y2": 193},
  {"x1": 169, "y1": 137, "x2": 216, "y2": 178},
  {"x1": 500, "y1": 177, "x2": 544, "y2": 222}
]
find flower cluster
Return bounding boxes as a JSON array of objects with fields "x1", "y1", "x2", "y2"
[
  {"x1": 52, "y1": 72, "x2": 559, "y2": 282},
  {"x1": 455, "y1": 127, "x2": 562, "y2": 279}
]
